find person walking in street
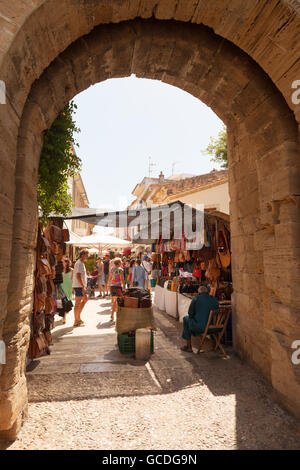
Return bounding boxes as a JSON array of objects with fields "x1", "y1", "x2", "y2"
[
  {"x1": 97, "y1": 257, "x2": 106, "y2": 298},
  {"x1": 132, "y1": 259, "x2": 147, "y2": 288},
  {"x1": 103, "y1": 253, "x2": 110, "y2": 296},
  {"x1": 141, "y1": 255, "x2": 152, "y2": 290},
  {"x1": 108, "y1": 258, "x2": 125, "y2": 323},
  {"x1": 129, "y1": 259, "x2": 135, "y2": 287},
  {"x1": 61, "y1": 257, "x2": 73, "y2": 324},
  {"x1": 124, "y1": 259, "x2": 130, "y2": 289},
  {"x1": 72, "y1": 250, "x2": 89, "y2": 327}
]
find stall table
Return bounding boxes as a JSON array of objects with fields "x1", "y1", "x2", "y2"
[
  {"x1": 164, "y1": 284, "x2": 178, "y2": 319},
  {"x1": 178, "y1": 293, "x2": 194, "y2": 322},
  {"x1": 154, "y1": 284, "x2": 165, "y2": 311}
]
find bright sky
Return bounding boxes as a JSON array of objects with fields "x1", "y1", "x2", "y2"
[{"x1": 73, "y1": 75, "x2": 224, "y2": 211}]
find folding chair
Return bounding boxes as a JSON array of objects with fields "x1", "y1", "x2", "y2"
[{"x1": 197, "y1": 307, "x2": 231, "y2": 356}]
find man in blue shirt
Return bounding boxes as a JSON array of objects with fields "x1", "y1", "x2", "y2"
[
  {"x1": 132, "y1": 259, "x2": 147, "y2": 288},
  {"x1": 181, "y1": 285, "x2": 219, "y2": 352}
]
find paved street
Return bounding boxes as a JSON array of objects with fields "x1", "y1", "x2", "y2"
[{"x1": 3, "y1": 297, "x2": 300, "y2": 450}]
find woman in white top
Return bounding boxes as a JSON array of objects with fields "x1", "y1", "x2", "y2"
[{"x1": 141, "y1": 256, "x2": 152, "y2": 290}]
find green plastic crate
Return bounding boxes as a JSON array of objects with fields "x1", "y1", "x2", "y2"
[
  {"x1": 118, "y1": 331, "x2": 154, "y2": 355},
  {"x1": 118, "y1": 333, "x2": 135, "y2": 354}
]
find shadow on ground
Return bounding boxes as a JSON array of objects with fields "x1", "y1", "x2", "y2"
[{"x1": 11, "y1": 307, "x2": 300, "y2": 450}]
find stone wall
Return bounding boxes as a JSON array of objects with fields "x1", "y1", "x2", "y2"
[{"x1": 0, "y1": 2, "x2": 299, "y2": 439}]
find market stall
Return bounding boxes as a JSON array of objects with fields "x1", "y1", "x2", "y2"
[
  {"x1": 64, "y1": 203, "x2": 233, "y2": 339},
  {"x1": 141, "y1": 208, "x2": 232, "y2": 337}
]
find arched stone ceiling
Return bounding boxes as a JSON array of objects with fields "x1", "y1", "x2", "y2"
[{"x1": 0, "y1": 0, "x2": 299, "y2": 125}]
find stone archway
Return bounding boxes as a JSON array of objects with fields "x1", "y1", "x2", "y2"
[{"x1": 0, "y1": 6, "x2": 299, "y2": 440}]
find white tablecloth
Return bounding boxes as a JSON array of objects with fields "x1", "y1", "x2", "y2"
[
  {"x1": 154, "y1": 285, "x2": 165, "y2": 311},
  {"x1": 178, "y1": 293, "x2": 193, "y2": 323},
  {"x1": 165, "y1": 289, "x2": 178, "y2": 319}
]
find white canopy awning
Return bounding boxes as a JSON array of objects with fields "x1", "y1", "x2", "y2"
[
  {"x1": 66, "y1": 232, "x2": 132, "y2": 250},
  {"x1": 68, "y1": 230, "x2": 84, "y2": 244}
]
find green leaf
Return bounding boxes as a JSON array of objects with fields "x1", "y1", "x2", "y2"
[
  {"x1": 38, "y1": 101, "x2": 82, "y2": 222},
  {"x1": 201, "y1": 125, "x2": 228, "y2": 169}
]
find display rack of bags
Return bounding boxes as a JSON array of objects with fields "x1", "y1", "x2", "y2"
[{"x1": 28, "y1": 220, "x2": 69, "y2": 360}]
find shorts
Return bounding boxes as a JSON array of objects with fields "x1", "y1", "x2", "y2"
[
  {"x1": 104, "y1": 273, "x2": 109, "y2": 284},
  {"x1": 110, "y1": 285, "x2": 122, "y2": 297},
  {"x1": 97, "y1": 273, "x2": 105, "y2": 285},
  {"x1": 74, "y1": 287, "x2": 84, "y2": 297}
]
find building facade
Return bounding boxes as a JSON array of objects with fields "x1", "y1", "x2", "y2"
[
  {"x1": 65, "y1": 173, "x2": 93, "y2": 238},
  {"x1": 117, "y1": 169, "x2": 229, "y2": 241},
  {"x1": 150, "y1": 169, "x2": 229, "y2": 214}
]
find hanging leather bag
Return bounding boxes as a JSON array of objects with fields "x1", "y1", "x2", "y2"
[
  {"x1": 49, "y1": 253, "x2": 56, "y2": 267},
  {"x1": 50, "y1": 240, "x2": 60, "y2": 255},
  {"x1": 38, "y1": 236, "x2": 50, "y2": 255},
  {"x1": 28, "y1": 334, "x2": 47, "y2": 359},
  {"x1": 218, "y1": 223, "x2": 231, "y2": 268},
  {"x1": 62, "y1": 228, "x2": 70, "y2": 242},
  {"x1": 50, "y1": 225, "x2": 63, "y2": 244},
  {"x1": 192, "y1": 263, "x2": 202, "y2": 279},
  {"x1": 45, "y1": 296, "x2": 55, "y2": 314},
  {"x1": 205, "y1": 259, "x2": 221, "y2": 281},
  {"x1": 38, "y1": 258, "x2": 52, "y2": 277}
]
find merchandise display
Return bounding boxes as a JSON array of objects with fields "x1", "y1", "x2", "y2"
[
  {"x1": 150, "y1": 212, "x2": 232, "y2": 342},
  {"x1": 28, "y1": 220, "x2": 70, "y2": 359}
]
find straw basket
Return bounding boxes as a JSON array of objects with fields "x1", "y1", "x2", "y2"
[{"x1": 116, "y1": 306, "x2": 156, "y2": 335}]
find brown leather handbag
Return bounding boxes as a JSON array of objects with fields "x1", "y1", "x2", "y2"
[
  {"x1": 36, "y1": 277, "x2": 45, "y2": 295},
  {"x1": 38, "y1": 236, "x2": 50, "y2": 255},
  {"x1": 28, "y1": 334, "x2": 47, "y2": 359},
  {"x1": 36, "y1": 292, "x2": 46, "y2": 311},
  {"x1": 49, "y1": 253, "x2": 57, "y2": 267},
  {"x1": 218, "y1": 224, "x2": 231, "y2": 268},
  {"x1": 38, "y1": 258, "x2": 51, "y2": 277},
  {"x1": 43, "y1": 330, "x2": 53, "y2": 346},
  {"x1": 205, "y1": 259, "x2": 220, "y2": 281},
  {"x1": 57, "y1": 245, "x2": 64, "y2": 262},
  {"x1": 50, "y1": 240, "x2": 60, "y2": 255},
  {"x1": 46, "y1": 279, "x2": 55, "y2": 296},
  {"x1": 45, "y1": 296, "x2": 55, "y2": 314},
  {"x1": 50, "y1": 225, "x2": 63, "y2": 243},
  {"x1": 62, "y1": 229, "x2": 70, "y2": 242}
]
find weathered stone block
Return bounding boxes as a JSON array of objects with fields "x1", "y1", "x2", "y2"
[{"x1": 0, "y1": 375, "x2": 27, "y2": 431}]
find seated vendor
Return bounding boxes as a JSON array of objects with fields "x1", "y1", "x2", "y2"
[{"x1": 181, "y1": 285, "x2": 219, "y2": 353}]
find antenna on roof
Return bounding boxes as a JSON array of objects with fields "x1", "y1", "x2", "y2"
[
  {"x1": 172, "y1": 161, "x2": 180, "y2": 175},
  {"x1": 148, "y1": 156, "x2": 157, "y2": 177}
]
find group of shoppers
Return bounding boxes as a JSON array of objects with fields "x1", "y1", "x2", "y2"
[
  {"x1": 59, "y1": 251, "x2": 220, "y2": 354},
  {"x1": 59, "y1": 251, "x2": 155, "y2": 327},
  {"x1": 95, "y1": 253, "x2": 153, "y2": 295},
  {"x1": 95, "y1": 253, "x2": 153, "y2": 323}
]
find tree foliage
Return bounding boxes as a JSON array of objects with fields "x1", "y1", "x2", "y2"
[
  {"x1": 202, "y1": 125, "x2": 228, "y2": 169},
  {"x1": 38, "y1": 101, "x2": 82, "y2": 223}
]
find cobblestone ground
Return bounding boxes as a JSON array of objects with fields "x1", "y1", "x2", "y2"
[{"x1": 2, "y1": 297, "x2": 300, "y2": 450}]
